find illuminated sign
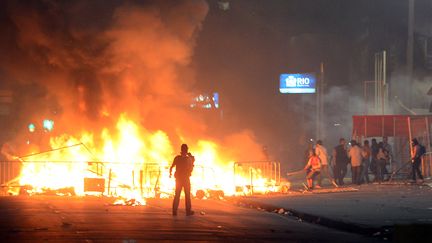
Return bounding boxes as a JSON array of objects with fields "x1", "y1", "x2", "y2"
[
  {"x1": 213, "y1": 92, "x2": 219, "y2": 108},
  {"x1": 190, "y1": 92, "x2": 220, "y2": 109},
  {"x1": 279, "y1": 73, "x2": 316, "y2": 94},
  {"x1": 43, "y1": 119, "x2": 54, "y2": 131},
  {"x1": 28, "y1": 123, "x2": 36, "y2": 132}
]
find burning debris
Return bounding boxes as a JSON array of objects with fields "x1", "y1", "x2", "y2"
[
  {"x1": 195, "y1": 189, "x2": 225, "y2": 200},
  {"x1": 1, "y1": 129, "x2": 290, "y2": 203},
  {"x1": 18, "y1": 186, "x2": 76, "y2": 196},
  {"x1": 112, "y1": 197, "x2": 146, "y2": 207}
]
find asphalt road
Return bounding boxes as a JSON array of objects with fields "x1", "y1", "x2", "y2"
[
  {"x1": 240, "y1": 183, "x2": 432, "y2": 227},
  {"x1": 0, "y1": 195, "x2": 376, "y2": 242},
  {"x1": 236, "y1": 183, "x2": 432, "y2": 242}
]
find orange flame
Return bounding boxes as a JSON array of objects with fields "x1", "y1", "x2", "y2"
[{"x1": 17, "y1": 114, "x2": 280, "y2": 201}]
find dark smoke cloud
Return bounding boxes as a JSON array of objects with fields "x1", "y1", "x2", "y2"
[{"x1": 0, "y1": 0, "x2": 210, "y2": 149}]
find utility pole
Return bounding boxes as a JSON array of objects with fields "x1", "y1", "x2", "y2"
[
  {"x1": 407, "y1": 0, "x2": 415, "y2": 108},
  {"x1": 374, "y1": 51, "x2": 387, "y2": 115},
  {"x1": 316, "y1": 62, "x2": 324, "y2": 140}
]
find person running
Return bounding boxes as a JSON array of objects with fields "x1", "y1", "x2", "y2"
[
  {"x1": 315, "y1": 140, "x2": 337, "y2": 187},
  {"x1": 169, "y1": 144, "x2": 195, "y2": 216},
  {"x1": 332, "y1": 138, "x2": 349, "y2": 186},
  {"x1": 304, "y1": 149, "x2": 321, "y2": 190},
  {"x1": 410, "y1": 138, "x2": 424, "y2": 183}
]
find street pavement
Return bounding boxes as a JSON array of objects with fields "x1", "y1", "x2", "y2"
[
  {"x1": 237, "y1": 182, "x2": 432, "y2": 242},
  {"x1": 0, "y1": 195, "x2": 377, "y2": 242}
]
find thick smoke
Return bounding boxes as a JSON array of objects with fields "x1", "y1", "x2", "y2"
[
  {"x1": 391, "y1": 73, "x2": 432, "y2": 114},
  {"x1": 103, "y1": 2, "x2": 209, "y2": 135},
  {"x1": 296, "y1": 85, "x2": 371, "y2": 148},
  {"x1": 0, "y1": 1, "x2": 209, "y2": 147},
  {"x1": 0, "y1": 0, "x2": 265, "y2": 162}
]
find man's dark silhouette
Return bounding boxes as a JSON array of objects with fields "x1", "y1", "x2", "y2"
[
  {"x1": 332, "y1": 138, "x2": 349, "y2": 186},
  {"x1": 410, "y1": 138, "x2": 424, "y2": 183},
  {"x1": 370, "y1": 138, "x2": 379, "y2": 174},
  {"x1": 170, "y1": 144, "x2": 195, "y2": 216}
]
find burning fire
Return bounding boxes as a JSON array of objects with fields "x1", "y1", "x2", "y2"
[
  {"x1": 0, "y1": 1, "x2": 287, "y2": 202},
  {"x1": 13, "y1": 113, "x2": 282, "y2": 202}
]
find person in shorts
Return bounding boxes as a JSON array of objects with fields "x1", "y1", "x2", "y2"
[{"x1": 304, "y1": 149, "x2": 321, "y2": 190}]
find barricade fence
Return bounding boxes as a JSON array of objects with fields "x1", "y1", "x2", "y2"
[
  {"x1": 233, "y1": 161, "x2": 281, "y2": 195},
  {"x1": 422, "y1": 152, "x2": 432, "y2": 178},
  {"x1": 1, "y1": 160, "x2": 283, "y2": 197}
]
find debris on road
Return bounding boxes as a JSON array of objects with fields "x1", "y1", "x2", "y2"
[{"x1": 112, "y1": 197, "x2": 146, "y2": 206}]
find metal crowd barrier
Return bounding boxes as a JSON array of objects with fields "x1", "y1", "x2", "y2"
[
  {"x1": 0, "y1": 160, "x2": 220, "y2": 198},
  {"x1": 0, "y1": 160, "x2": 21, "y2": 187},
  {"x1": 233, "y1": 161, "x2": 281, "y2": 195},
  {"x1": 422, "y1": 152, "x2": 432, "y2": 178}
]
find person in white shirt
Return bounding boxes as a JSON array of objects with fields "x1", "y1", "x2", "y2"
[{"x1": 315, "y1": 140, "x2": 338, "y2": 188}]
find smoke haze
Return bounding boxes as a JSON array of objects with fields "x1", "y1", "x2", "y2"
[{"x1": 0, "y1": 0, "x2": 271, "y2": 165}]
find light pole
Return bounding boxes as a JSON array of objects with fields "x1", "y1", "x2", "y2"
[
  {"x1": 374, "y1": 50, "x2": 387, "y2": 115},
  {"x1": 316, "y1": 62, "x2": 324, "y2": 140},
  {"x1": 407, "y1": 0, "x2": 415, "y2": 108},
  {"x1": 363, "y1": 80, "x2": 376, "y2": 115}
]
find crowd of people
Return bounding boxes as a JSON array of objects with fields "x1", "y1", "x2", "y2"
[{"x1": 303, "y1": 137, "x2": 426, "y2": 190}]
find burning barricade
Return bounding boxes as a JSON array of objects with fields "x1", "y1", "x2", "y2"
[{"x1": 1, "y1": 116, "x2": 290, "y2": 202}]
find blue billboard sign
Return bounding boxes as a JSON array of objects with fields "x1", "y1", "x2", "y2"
[{"x1": 279, "y1": 73, "x2": 316, "y2": 94}]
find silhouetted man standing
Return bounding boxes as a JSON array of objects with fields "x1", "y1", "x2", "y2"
[
  {"x1": 410, "y1": 138, "x2": 424, "y2": 183},
  {"x1": 170, "y1": 144, "x2": 195, "y2": 216},
  {"x1": 332, "y1": 138, "x2": 349, "y2": 186}
]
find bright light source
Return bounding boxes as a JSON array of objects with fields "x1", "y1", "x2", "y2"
[
  {"x1": 43, "y1": 119, "x2": 54, "y2": 131},
  {"x1": 213, "y1": 92, "x2": 219, "y2": 108},
  {"x1": 279, "y1": 73, "x2": 316, "y2": 94},
  {"x1": 190, "y1": 92, "x2": 220, "y2": 109},
  {"x1": 28, "y1": 123, "x2": 36, "y2": 133},
  {"x1": 218, "y1": 1, "x2": 230, "y2": 10}
]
